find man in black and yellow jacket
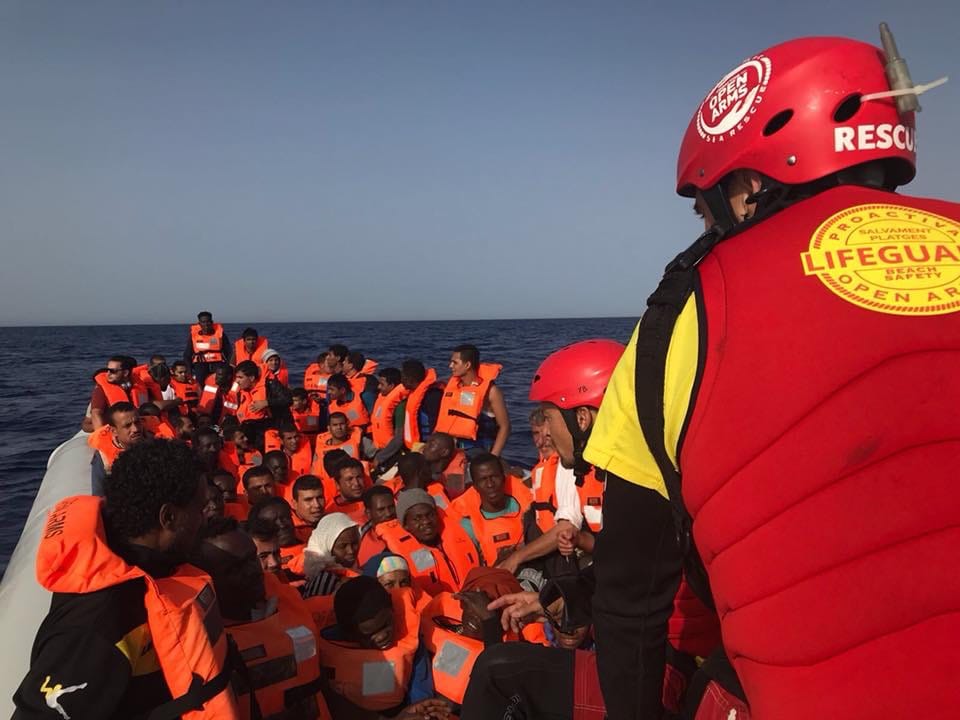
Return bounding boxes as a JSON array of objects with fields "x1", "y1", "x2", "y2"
[{"x1": 586, "y1": 29, "x2": 960, "y2": 720}]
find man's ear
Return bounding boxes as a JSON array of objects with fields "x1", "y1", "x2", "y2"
[
  {"x1": 158, "y1": 502, "x2": 178, "y2": 533},
  {"x1": 575, "y1": 407, "x2": 592, "y2": 432}
]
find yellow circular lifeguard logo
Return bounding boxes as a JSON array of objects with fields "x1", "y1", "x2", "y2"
[{"x1": 801, "y1": 204, "x2": 960, "y2": 315}]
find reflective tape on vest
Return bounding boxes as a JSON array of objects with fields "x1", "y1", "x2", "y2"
[
  {"x1": 459, "y1": 390, "x2": 477, "y2": 406},
  {"x1": 285, "y1": 624, "x2": 317, "y2": 663},
  {"x1": 347, "y1": 409, "x2": 360, "y2": 421},
  {"x1": 434, "y1": 640, "x2": 470, "y2": 678},
  {"x1": 410, "y1": 548, "x2": 437, "y2": 572},
  {"x1": 306, "y1": 417, "x2": 319, "y2": 427},
  {"x1": 203, "y1": 385, "x2": 218, "y2": 394},
  {"x1": 583, "y1": 504, "x2": 603, "y2": 530},
  {"x1": 223, "y1": 401, "x2": 239, "y2": 410},
  {"x1": 431, "y1": 492, "x2": 448, "y2": 509},
  {"x1": 196, "y1": 341, "x2": 211, "y2": 350},
  {"x1": 362, "y1": 660, "x2": 398, "y2": 696}
]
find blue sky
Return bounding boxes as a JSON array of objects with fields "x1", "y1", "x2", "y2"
[{"x1": 0, "y1": 0, "x2": 956, "y2": 325}]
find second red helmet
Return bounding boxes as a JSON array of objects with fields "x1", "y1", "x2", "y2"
[{"x1": 529, "y1": 339, "x2": 626, "y2": 410}]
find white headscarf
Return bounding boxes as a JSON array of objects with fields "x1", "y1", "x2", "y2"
[{"x1": 303, "y1": 512, "x2": 359, "y2": 577}]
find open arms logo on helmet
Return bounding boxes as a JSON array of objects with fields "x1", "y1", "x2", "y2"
[
  {"x1": 696, "y1": 55, "x2": 772, "y2": 143},
  {"x1": 802, "y1": 204, "x2": 960, "y2": 316}
]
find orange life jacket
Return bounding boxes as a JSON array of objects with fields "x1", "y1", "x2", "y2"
[
  {"x1": 346, "y1": 359, "x2": 379, "y2": 396},
  {"x1": 232, "y1": 337, "x2": 268, "y2": 366},
  {"x1": 375, "y1": 513, "x2": 479, "y2": 596},
  {"x1": 450, "y1": 476, "x2": 534, "y2": 566},
  {"x1": 222, "y1": 443, "x2": 263, "y2": 491},
  {"x1": 291, "y1": 400, "x2": 321, "y2": 445},
  {"x1": 93, "y1": 370, "x2": 151, "y2": 409},
  {"x1": 324, "y1": 496, "x2": 367, "y2": 526},
  {"x1": 87, "y1": 425, "x2": 125, "y2": 471},
  {"x1": 132, "y1": 364, "x2": 164, "y2": 401},
  {"x1": 436, "y1": 449, "x2": 469, "y2": 499},
  {"x1": 316, "y1": 587, "x2": 421, "y2": 711},
  {"x1": 227, "y1": 573, "x2": 331, "y2": 720},
  {"x1": 310, "y1": 428, "x2": 364, "y2": 500},
  {"x1": 263, "y1": 431, "x2": 313, "y2": 482},
  {"x1": 531, "y1": 459, "x2": 605, "y2": 535},
  {"x1": 264, "y1": 363, "x2": 289, "y2": 387},
  {"x1": 330, "y1": 392, "x2": 369, "y2": 429},
  {"x1": 435, "y1": 363, "x2": 502, "y2": 440},
  {"x1": 236, "y1": 381, "x2": 268, "y2": 423},
  {"x1": 301, "y1": 567, "x2": 362, "y2": 630},
  {"x1": 37, "y1": 496, "x2": 240, "y2": 719},
  {"x1": 224, "y1": 499, "x2": 249, "y2": 523},
  {"x1": 371, "y1": 384, "x2": 410, "y2": 449},
  {"x1": 280, "y1": 542, "x2": 307, "y2": 580},
  {"x1": 170, "y1": 378, "x2": 201, "y2": 409},
  {"x1": 142, "y1": 416, "x2": 177, "y2": 440},
  {"x1": 382, "y1": 477, "x2": 453, "y2": 514},
  {"x1": 190, "y1": 323, "x2": 226, "y2": 363},
  {"x1": 302, "y1": 364, "x2": 331, "y2": 395},
  {"x1": 421, "y1": 592, "x2": 546, "y2": 704},
  {"x1": 402, "y1": 368, "x2": 439, "y2": 449},
  {"x1": 198, "y1": 375, "x2": 240, "y2": 420}
]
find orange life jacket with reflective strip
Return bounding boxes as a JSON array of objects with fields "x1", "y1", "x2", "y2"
[
  {"x1": 37, "y1": 496, "x2": 241, "y2": 719},
  {"x1": 87, "y1": 425, "x2": 125, "y2": 471},
  {"x1": 93, "y1": 371, "x2": 151, "y2": 409},
  {"x1": 226, "y1": 573, "x2": 331, "y2": 720},
  {"x1": 191, "y1": 324, "x2": 226, "y2": 363},
  {"x1": 291, "y1": 400, "x2": 321, "y2": 446},
  {"x1": 233, "y1": 337, "x2": 268, "y2": 366},
  {"x1": 421, "y1": 592, "x2": 547, "y2": 704},
  {"x1": 330, "y1": 392, "x2": 369, "y2": 429},
  {"x1": 170, "y1": 378, "x2": 201, "y2": 408},
  {"x1": 132, "y1": 364, "x2": 163, "y2": 402},
  {"x1": 435, "y1": 363, "x2": 502, "y2": 440},
  {"x1": 311, "y1": 428, "x2": 364, "y2": 500},
  {"x1": 371, "y1": 384, "x2": 410, "y2": 449},
  {"x1": 198, "y1": 375, "x2": 239, "y2": 420},
  {"x1": 303, "y1": 364, "x2": 331, "y2": 395},
  {"x1": 316, "y1": 587, "x2": 421, "y2": 711},
  {"x1": 403, "y1": 368, "x2": 439, "y2": 448},
  {"x1": 375, "y1": 514, "x2": 479, "y2": 596},
  {"x1": 450, "y1": 476, "x2": 534, "y2": 566},
  {"x1": 531, "y1": 461, "x2": 605, "y2": 534}
]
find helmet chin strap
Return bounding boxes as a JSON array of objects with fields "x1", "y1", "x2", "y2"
[{"x1": 560, "y1": 408, "x2": 592, "y2": 485}]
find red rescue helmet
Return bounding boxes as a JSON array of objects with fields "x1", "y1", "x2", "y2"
[
  {"x1": 676, "y1": 36, "x2": 916, "y2": 198},
  {"x1": 529, "y1": 339, "x2": 625, "y2": 410}
]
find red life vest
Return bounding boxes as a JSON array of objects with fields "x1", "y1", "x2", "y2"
[
  {"x1": 170, "y1": 378, "x2": 200, "y2": 409},
  {"x1": 663, "y1": 187, "x2": 960, "y2": 719},
  {"x1": 190, "y1": 323, "x2": 226, "y2": 363},
  {"x1": 232, "y1": 337, "x2": 268, "y2": 366},
  {"x1": 435, "y1": 363, "x2": 502, "y2": 440},
  {"x1": 302, "y1": 364, "x2": 330, "y2": 395},
  {"x1": 93, "y1": 371, "x2": 151, "y2": 409},
  {"x1": 330, "y1": 392, "x2": 369, "y2": 429},
  {"x1": 371, "y1": 384, "x2": 410, "y2": 449},
  {"x1": 316, "y1": 587, "x2": 421, "y2": 711},
  {"x1": 36, "y1": 496, "x2": 240, "y2": 719},
  {"x1": 403, "y1": 368, "x2": 440, "y2": 448},
  {"x1": 375, "y1": 513, "x2": 479, "y2": 596},
  {"x1": 226, "y1": 573, "x2": 331, "y2": 720},
  {"x1": 197, "y1": 375, "x2": 239, "y2": 420},
  {"x1": 450, "y1": 476, "x2": 533, "y2": 566}
]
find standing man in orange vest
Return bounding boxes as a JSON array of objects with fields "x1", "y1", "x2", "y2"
[
  {"x1": 435, "y1": 344, "x2": 511, "y2": 456},
  {"x1": 13, "y1": 441, "x2": 240, "y2": 719},
  {"x1": 184, "y1": 310, "x2": 232, "y2": 385}
]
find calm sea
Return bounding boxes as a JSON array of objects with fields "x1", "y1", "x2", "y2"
[{"x1": 0, "y1": 317, "x2": 637, "y2": 577}]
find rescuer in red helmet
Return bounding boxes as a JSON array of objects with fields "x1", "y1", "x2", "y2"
[
  {"x1": 498, "y1": 340, "x2": 625, "y2": 578},
  {"x1": 584, "y1": 29, "x2": 960, "y2": 719}
]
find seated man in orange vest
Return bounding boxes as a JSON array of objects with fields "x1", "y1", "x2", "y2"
[
  {"x1": 248, "y1": 517, "x2": 284, "y2": 577},
  {"x1": 317, "y1": 575, "x2": 448, "y2": 718},
  {"x1": 325, "y1": 458, "x2": 368, "y2": 525},
  {"x1": 89, "y1": 401, "x2": 145, "y2": 495},
  {"x1": 276, "y1": 424, "x2": 313, "y2": 482},
  {"x1": 169, "y1": 360, "x2": 200, "y2": 411},
  {"x1": 88, "y1": 355, "x2": 152, "y2": 429},
  {"x1": 248, "y1": 496, "x2": 305, "y2": 580},
  {"x1": 393, "y1": 452, "x2": 453, "y2": 511},
  {"x1": 358, "y1": 485, "x2": 396, "y2": 566},
  {"x1": 451, "y1": 453, "x2": 533, "y2": 568},
  {"x1": 422, "y1": 432, "x2": 469, "y2": 500},
  {"x1": 260, "y1": 348, "x2": 289, "y2": 387},
  {"x1": 235, "y1": 465, "x2": 276, "y2": 521},
  {"x1": 138, "y1": 402, "x2": 177, "y2": 439},
  {"x1": 290, "y1": 387, "x2": 321, "y2": 447},
  {"x1": 13, "y1": 441, "x2": 240, "y2": 719},
  {"x1": 326, "y1": 373, "x2": 371, "y2": 433},
  {"x1": 435, "y1": 344, "x2": 511, "y2": 456},
  {"x1": 261, "y1": 450, "x2": 294, "y2": 501},
  {"x1": 377, "y1": 489, "x2": 479, "y2": 596},
  {"x1": 342, "y1": 351, "x2": 380, "y2": 413},
  {"x1": 190, "y1": 517, "x2": 332, "y2": 719},
  {"x1": 202, "y1": 480, "x2": 225, "y2": 526},
  {"x1": 291, "y1": 474, "x2": 325, "y2": 542},
  {"x1": 234, "y1": 327, "x2": 268, "y2": 365}
]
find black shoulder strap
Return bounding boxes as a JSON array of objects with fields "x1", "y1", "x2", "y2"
[
  {"x1": 634, "y1": 228, "x2": 721, "y2": 609},
  {"x1": 146, "y1": 636, "x2": 262, "y2": 720}
]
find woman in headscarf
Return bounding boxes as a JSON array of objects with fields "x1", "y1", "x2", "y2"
[{"x1": 301, "y1": 512, "x2": 360, "y2": 599}]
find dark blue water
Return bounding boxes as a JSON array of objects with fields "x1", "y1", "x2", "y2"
[{"x1": 0, "y1": 318, "x2": 636, "y2": 577}]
